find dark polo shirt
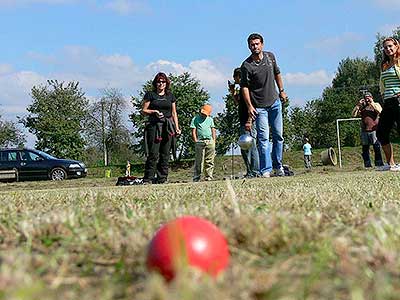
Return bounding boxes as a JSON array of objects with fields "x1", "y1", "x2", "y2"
[{"x1": 240, "y1": 51, "x2": 280, "y2": 108}]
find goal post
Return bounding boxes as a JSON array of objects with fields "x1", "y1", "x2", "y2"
[{"x1": 336, "y1": 118, "x2": 361, "y2": 168}]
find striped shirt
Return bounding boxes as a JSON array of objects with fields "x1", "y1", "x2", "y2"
[{"x1": 381, "y1": 66, "x2": 400, "y2": 100}]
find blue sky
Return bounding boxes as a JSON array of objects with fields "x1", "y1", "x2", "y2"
[{"x1": 0, "y1": 0, "x2": 399, "y2": 136}]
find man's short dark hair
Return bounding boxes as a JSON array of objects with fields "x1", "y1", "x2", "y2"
[
  {"x1": 233, "y1": 68, "x2": 241, "y2": 77},
  {"x1": 247, "y1": 33, "x2": 264, "y2": 45}
]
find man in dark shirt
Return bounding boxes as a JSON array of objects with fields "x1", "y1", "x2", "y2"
[
  {"x1": 230, "y1": 68, "x2": 259, "y2": 178},
  {"x1": 240, "y1": 33, "x2": 288, "y2": 177},
  {"x1": 352, "y1": 92, "x2": 384, "y2": 168}
]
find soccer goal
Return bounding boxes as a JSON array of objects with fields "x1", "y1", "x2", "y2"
[{"x1": 336, "y1": 118, "x2": 361, "y2": 168}]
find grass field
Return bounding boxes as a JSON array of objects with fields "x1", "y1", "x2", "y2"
[{"x1": 1, "y1": 148, "x2": 400, "y2": 299}]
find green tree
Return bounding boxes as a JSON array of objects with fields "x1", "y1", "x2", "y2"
[
  {"x1": 286, "y1": 101, "x2": 317, "y2": 150},
  {"x1": 320, "y1": 57, "x2": 380, "y2": 147},
  {"x1": 282, "y1": 98, "x2": 291, "y2": 149},
  {"x1": 0, "y1": 114, "x2": 25, "y2": 147},
  {"x1": 130, "y1": 72, "x2": 209, "y2": 160},
  {"x1": 288, "y1": 57, "x2": 379, "y2": 149},
  {"x1": 22, "y1": 80, "x2": 88, "y2": 160},
  {"x1": 215, "y1": 92, "x2": 240, "y2": 155},
  {"x1": 84, "y1": 88, "x2": 133, "y2": 165}
]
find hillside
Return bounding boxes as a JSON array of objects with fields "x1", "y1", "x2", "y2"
[{"x1": 87, "y1": 145, "x2": 400, "y2": 182}]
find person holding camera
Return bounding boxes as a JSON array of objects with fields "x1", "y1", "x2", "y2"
[
  {"x1": 240, "y1": 33, "x2": 288, "y2": 177},
  {"x1": 142, "y1": 72, "x2": 181, "y2": 184},
  {"x1": 376, "y1": 37, "x2": 400, "y2": 171},
  {"x1": 352, "y1": 92, "x2": 383, "y2": 168},
  {"x1": 229, "y1": 68, "x2": 259, "y2": 178}
]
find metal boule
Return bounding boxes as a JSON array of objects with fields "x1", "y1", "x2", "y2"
[{"x1": 238, "y1": 134, "x2": 253, "y2": 150}]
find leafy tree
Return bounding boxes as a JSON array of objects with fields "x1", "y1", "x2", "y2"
[
  {"x1": 282, "y1": 98, "x2": 291, "y2": 149},
  {"x1": 130, "y1": 72, "x2": 209, "y2": 160},
  {"x1": 285, "y1": 101, "x2": 317, "y2": 150},
  {"x1": 84, "y1": 88, "x2": 133, "y2": 165},
  {"x1": 285, "y1": 28, "x2": 400, "y2": 150},
  {"x1": 320, "y1": 57, "x2": 380, "y2": 147},
  {"x1": 215, "y1": 92, "x2": 240, "y2": 155},
  {"x1": 0, "y1": 114, "x2": 25, "y2": 147},
  {"x1": 22, "y1": 80, "x2": 88, "y2": 160},
  {"x1": 287, "y1": 57, "x2": 379, "y2": 149}
]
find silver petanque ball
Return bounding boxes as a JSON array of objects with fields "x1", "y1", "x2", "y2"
[{"x1": 238, "y1": 134, "x2": 254, "y2": 150}]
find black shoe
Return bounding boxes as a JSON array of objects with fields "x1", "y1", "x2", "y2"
[{"x1": 156, "y1": 178, "x2": 167, "y2": 184}]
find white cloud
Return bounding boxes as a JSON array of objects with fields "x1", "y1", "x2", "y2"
[
  {"x1": 283, "y1": 70, "x2": 333, "y2": 86},
  {"x1": 26, "y1": 46, "x2": 143, "y2": 90},
  {"x1": 146, "y1": 60, "x2": 187, "y2": 75},
  {"x1": 0, "y1": 47, "x2": 231, "y2": 116},
  {"x1": 0, "y1": 104, "x2": 29, "y2": 114},
  {"x1": 0, "y1": 64, "x2": 13, "y2": 75},
  {"x1": 306, "y1": 32, "x2": 363, "y2": 52},
  {"x1": 0, "y1": 0, "x2": 76, "y2": 6},
  {"x1": 189, "y1": 60, "x2": 226, "y2": 88},
  {"x1": 99, "y1": 54, "x2": 134, "y2": 68},
  {"x1": 290, "y1": 97, "x2": 308, "y2": 107},
  {"x1": 104, "y1": 0, "x2": 148, "y2": 15},
  {"x1": 378, "y1": 23, "x2": 399, "y2": 36},
  {"x1": 146, "y1": 59, "x2": 226, "y2": 89},
  {"x1": 373, "y1": 0, "x2": 400, "y2": 10},
  {"x1": 0, "y1": 0, "x2": 150, "y2": 15},
  {"x1": 1, "y1": 47, "x2": 335, "y2": 120},
  {"x1": 0, "y1": 71, "x2": 47, "y2": 115}
]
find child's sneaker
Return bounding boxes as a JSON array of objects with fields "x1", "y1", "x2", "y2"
[
  {"x1": 376, "y1": 164, "x2": 390, "y2": 171},
  {"x1": 261, "y1": 172, "x2": 270, "y2": 178},
  {"x1": 274, "y1": 167, "x2": 285, "y2": 177},
  {"x1": 390, "y1": 164, "x2": 400, "y2": 172}
]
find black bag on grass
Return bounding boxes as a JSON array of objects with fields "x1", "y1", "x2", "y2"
[
  {"x1": 283, "y1": 165, "x2": 294, "y2": 176},
  {"x1": 116, "y1": 176, "x2": 143, "y2": 186}
]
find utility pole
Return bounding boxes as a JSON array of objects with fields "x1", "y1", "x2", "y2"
[{"x1": 101, "y1": 100, "x2": 108, "y2": 166}]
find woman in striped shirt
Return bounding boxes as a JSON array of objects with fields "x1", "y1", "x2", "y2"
[{"x1": 376, "y1": 37, "x2": 400, "y2": 171}]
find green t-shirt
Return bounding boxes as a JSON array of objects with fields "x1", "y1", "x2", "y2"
[{"x1": 190, "y1": 115, "x2": 215, "y2": 140}]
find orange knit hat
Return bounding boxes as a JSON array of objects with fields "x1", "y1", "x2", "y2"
[{"x1": 200, "y1": 104, "x2": 212, "y2": 116}]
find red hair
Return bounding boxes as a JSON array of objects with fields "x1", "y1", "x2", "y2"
[{"x1": 381, "y1": 37, "x2": 400, "y2": 71}]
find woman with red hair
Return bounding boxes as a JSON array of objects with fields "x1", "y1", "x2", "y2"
[
  {"x1": 377, "y1": 37, "x2": 400, "y2": 171},
  {"x1": 142, "y1": 72, "x2": 181, "y2": 183}
]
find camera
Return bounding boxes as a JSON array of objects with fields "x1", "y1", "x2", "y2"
[
  {"x1": 360, "y1": 99, "x2": 369, "y2": 109},
  {"x1": 228, "y1": 80, "x2": 240, "y2": 93}
]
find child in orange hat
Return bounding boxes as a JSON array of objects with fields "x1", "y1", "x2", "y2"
[{"x1": 190, "y1": 104, "x2": 216, "y2": 181}]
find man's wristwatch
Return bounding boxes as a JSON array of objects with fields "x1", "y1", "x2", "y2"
[{"x1": 279, "y1": 88, "x2": 285, "y2": 93}]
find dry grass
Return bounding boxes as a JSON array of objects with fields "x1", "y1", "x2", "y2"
[{"x1": 1, "y1": 169, "x2": 400, "y2": 299}]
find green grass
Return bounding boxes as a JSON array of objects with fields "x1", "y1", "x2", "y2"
[{"x1": 1, "y1": 147, "x2": 400, "y2": 299}]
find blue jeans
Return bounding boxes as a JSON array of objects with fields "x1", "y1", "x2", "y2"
[
  {"x1": 255, "y1": 99, "x2": 284, "y2": 174},
  {"x1": 240, "y1": 125, "x2": 259, "y2": 177}
]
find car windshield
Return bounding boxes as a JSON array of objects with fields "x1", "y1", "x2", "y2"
[{"x1": 35, "y1": 150, "x2": 57, "y2": 160}]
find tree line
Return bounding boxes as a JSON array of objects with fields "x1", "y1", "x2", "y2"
[{"x1": 1, "y1": 28, "x2": 399, "y2": 165}]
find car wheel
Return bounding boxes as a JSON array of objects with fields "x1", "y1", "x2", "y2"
[{"x1": 50, "y1": 167, "x2": 67, "y2": 181}]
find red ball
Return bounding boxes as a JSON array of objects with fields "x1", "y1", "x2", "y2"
[{"x1": 146, "y1": 216, "x2": 230, "y2": 281}]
